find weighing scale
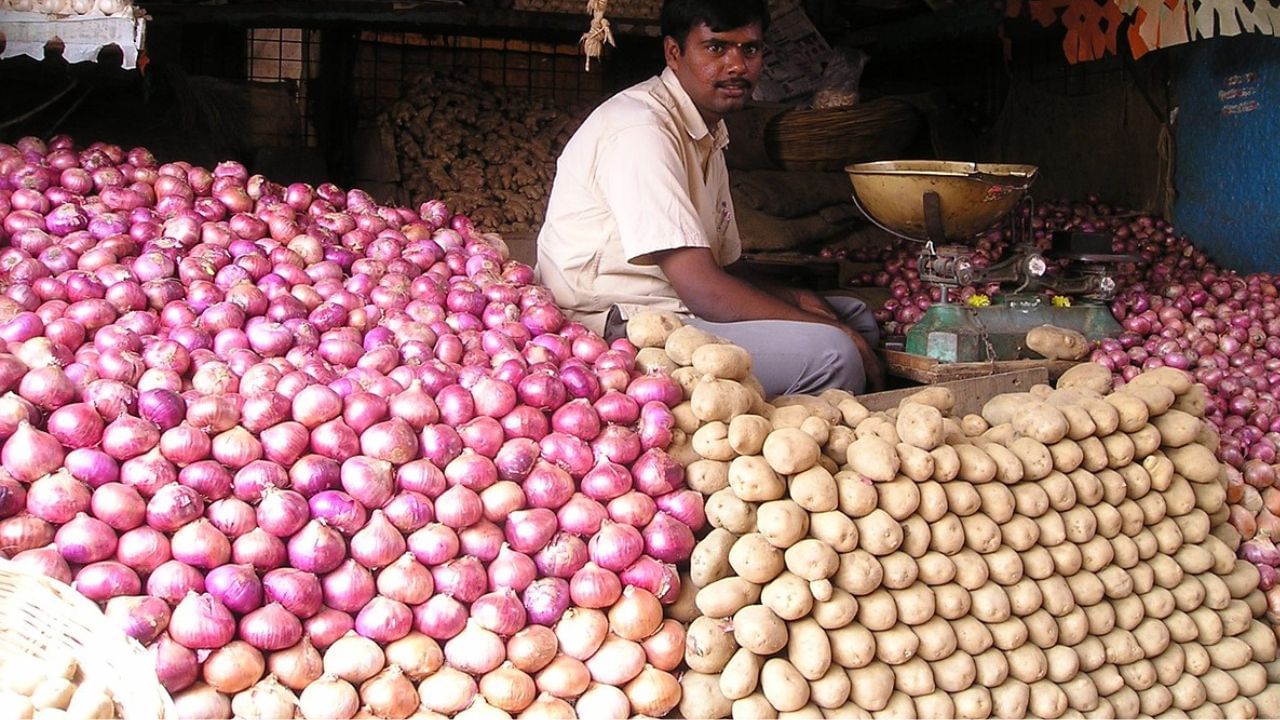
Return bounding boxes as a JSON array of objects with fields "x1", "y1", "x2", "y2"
[{"x1": 846, "y1": 160, "x2": 1126, "y2": 363}]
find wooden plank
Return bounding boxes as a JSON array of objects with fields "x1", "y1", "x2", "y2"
[
  {"x1": 859, "y1": 368, "x2": 1050, "y2": 417},
  {"x1": 881, "y1": 349, "x2": 1080, "y2": 385},
  {"x1": 143, "y1": 1, "x2": 662, "y2": 37}
]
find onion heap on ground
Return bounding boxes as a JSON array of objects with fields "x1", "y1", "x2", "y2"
[
  {"x1": 853, "y1": 198, "x2": 1280, "y2": 596},
  {"x1": 629, "y1": 312, "x2": 1280, "y2": 719},
  {"x1": 0, "y1": 135, "x2": 700, "y2": 720}
]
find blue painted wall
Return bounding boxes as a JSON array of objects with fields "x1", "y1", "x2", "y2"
[{"x1": 1172, "y1": 37, "x2": 1280, "y2": 274}]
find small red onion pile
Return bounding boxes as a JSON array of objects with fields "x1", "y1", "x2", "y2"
[{"x1": 0, "y1": 136, "x2": 699, "y2": 719}]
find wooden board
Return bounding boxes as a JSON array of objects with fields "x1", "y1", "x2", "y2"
[
  {"x1": 739, "y1": 252, "x2": 883, "y2": 291},
  {"x1": 881, "y1": 348, "x2": 1081, "y2": 385},
  {"x1": 859, "y1": 368, "x2": 1049, "y2": 418}
]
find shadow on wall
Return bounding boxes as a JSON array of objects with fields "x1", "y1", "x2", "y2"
[
  {"x1": 979, "y1": 57, "x2": 1172, "y2": 215},
  {"x1": 0, "y1": 55, "x2": 327, "y2": 186}
]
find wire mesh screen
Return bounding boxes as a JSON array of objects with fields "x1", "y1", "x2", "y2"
[
  {"x1": 352, "y1": 31, "x2": 606, "y2": 124},
  {"x1": 244, "y1": 28, "x2": 321, "y2": 147}
]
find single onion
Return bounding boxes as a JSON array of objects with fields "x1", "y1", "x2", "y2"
[
  {"x1": 268, "y1": 637, "x2": 324, "y2": 691},
  {"x1": 376, "y1": 552, "x2": 435, "y2": 605},
  {"x1": 261, "y1": 567, "x2": 324, "y2": 619},
  {"x1": 587, "y1": 520, "x2": 644, "y2": 572},
  {"x1": 256, "y1": 487, "x2": 310, "y2": 538},
  {"x1": 471, "y1": 588, "x2": 527, "y2": 637},
  {"x1": 303, "y1": 607, "x2": 355, "y2": 651},
  {"x1": 298, "y1": 674, "x2": 358, "y2": 720},
  {"x1": 642, "y1": 511, "x2": 696, "y2": 563},
  {"x1": 641, "y1": 619, "x2": 686, "y2": 671},
  {"x1": 170, "y1": 518, "x2": 232, "y2": 569},
  {"x1": 359, "y1": 665, "x2": 419, "y2": 719},
  {"x1": 414, "y1": 592, "x2": 468, "y2": 641},
  {"x1": 355, "y1": 596, "x2": 413, "y2": 643},
  {"x1": 240, "y1": 602, "x2": 305, "y2": 651},
  {"x1": 620, "y1": 555, "x2": 680, "y2": 603},
  {"x1": 54, "y1": 512, "x2": 117, "y2": 564},
  {"x1": 350, "y1": 509, "x2": 407, "y2": 570},
  {"x1": 202, "y1": 640, "x2": 266, "y2": 694},
  {"x1": 287, "y1": 519, "x2": 347, "y2": 574},
  {"x1": 169, "y1": 592, "x2": 236, "y2": 650},
  {"x1": 522, "y1": 577, "x2": 571, "y2": 627},
  {"x1": 205, "y1": 563, "x2": 264, "y2": 615},
  {"x1": 145, "y1": 560, "x2": 205, "y2": 605},
  {"x1": 569, "y1": 562, "x2": 621, "y2": 609},
  {"x1": 506, "y1": 625, "x2": 558, "y2": 675},
  {"x1": 27, "y1": 472, "x2": 92, "y2": 524},
  {"x1": 3, "y1": 421, "x2": 64, "y2": 482},
  {"x1": 74, "y1": 561, "x2": 141, "y2": 601},
  {"x1": 152, "y1": 633, "x2": 200, "y2": 694},
  {"x1": 233, "y1": 527, "x2": 288, "y2": 571},
  {"x1": 10, "y1": 544, "x2": 73, "y2": 584},
  {"x1": 384, "y1": 632, "x2": 444, "y2": 682},
  {"x1": 443, "y1": 619, "x2": 506, "y2": 675}
]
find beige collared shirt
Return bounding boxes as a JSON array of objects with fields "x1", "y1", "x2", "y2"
[{"x1": 534, "y1": 67, "x2": 743, "y2": 336}]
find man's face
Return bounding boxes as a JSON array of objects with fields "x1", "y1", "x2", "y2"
[{"x1": 664, "y1": 22, "x2": 765, "y2": 127}]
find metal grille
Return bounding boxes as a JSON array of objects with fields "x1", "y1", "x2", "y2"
[
  {"x1": 352, "y1": 31, "x2": 605, "y2": 123},
  {"x1": 244, "y1": 27, "x2": 322, "y2": 146}
]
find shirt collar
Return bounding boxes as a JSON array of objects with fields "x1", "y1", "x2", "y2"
[{"x1": 659, "y1": 67, "x2": 730, "y2": 151}]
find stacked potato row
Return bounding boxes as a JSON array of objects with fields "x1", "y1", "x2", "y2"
[{"x1": 624, "y1": 312, "x2": 1280, "y2": 720}]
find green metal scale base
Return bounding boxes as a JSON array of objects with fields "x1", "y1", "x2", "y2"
[{"x1": 904, "y1": 295, "x2": 1122, "y2": 363}]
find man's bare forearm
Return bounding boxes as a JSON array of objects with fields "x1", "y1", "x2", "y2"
[
  {"x1": 656, "y1": 247, "x2": 843, "y2": 328},
  {"x1": 723, "y1": 261, "x2": 798, "y2": 305}
]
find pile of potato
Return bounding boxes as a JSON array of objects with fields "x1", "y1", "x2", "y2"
[
  {"x1": 0, "y1": 652, "x2": 119, "y2": 719},
  {"x1": 382, "y1": 70, "x2": 586, "y2": 234},
  {"x1": 626, "y1": 311, "x2": 1280, "y2": 720}
]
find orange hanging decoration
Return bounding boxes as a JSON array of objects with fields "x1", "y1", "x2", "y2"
[
  {"x1": 1120, "y1": 0, "x2": 1191, "y2": 59},
  {"x1": 1069, "y1": 0, "x2": 1124, "y2": 62}
]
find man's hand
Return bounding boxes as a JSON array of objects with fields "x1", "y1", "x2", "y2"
[
  {"x1": 788, "y1": 288, "x2": 885, "y2": 392},
  {"x1": 790, "y1": 288, "x2": 838, "y2": 321},
  {"x1": 656, "y1": 251, "x2": 885, "y2": 391},
  {"x1": 841, "y1": 326, "x2": 886, "y2": 393},
  {"x1": 787, "y1": 287, "x2": 884, "y2": 392}
]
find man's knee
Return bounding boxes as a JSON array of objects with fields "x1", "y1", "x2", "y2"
[
  {"x1": 826, "y1": 295, "x2": 880, "y2": 346},
  {"x1": 795, "y1": 327, "x2": 865, "y2": 394}
]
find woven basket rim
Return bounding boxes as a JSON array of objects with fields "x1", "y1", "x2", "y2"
[
  {"x1": 764, "y1": 98, "x2": 923, "y2": 171},
  {"x1": 0, "y1": 559, "x2": 175, "y2": 719}
]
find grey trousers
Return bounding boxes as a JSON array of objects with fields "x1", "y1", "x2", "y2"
[{"x1": 607, "y1": 295, "x2": 879, "y2": 398}]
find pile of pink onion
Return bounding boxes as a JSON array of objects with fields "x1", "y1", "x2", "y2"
[{"x1": 0, "y1": 135, "x2": 698, "y2": 719}]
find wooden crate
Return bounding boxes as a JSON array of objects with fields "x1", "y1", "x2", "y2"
[
  {"x1": 859, "y1": 368, "x2": 1049, "y2": 418},
  {"x1": 880, "y1": 349, "x2": 1080, "y2": 387}
]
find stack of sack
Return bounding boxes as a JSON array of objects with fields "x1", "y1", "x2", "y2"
[{"x1": 731, "y1": 170, "x2": 863, "y2": 254}]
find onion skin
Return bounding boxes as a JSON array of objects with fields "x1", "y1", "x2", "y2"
[
  {"x1": 641, "y1": 619, "x2": 686, "y2": 671},
  {"x1": 202, "y1": 640, "x2": 265, "y2": 694},
  {"x1": 268, "y1": 637, "x2": 324, "y2": 691},
  {"x1": 506, "y1": 625, "x2": 558, "y2": 674}
]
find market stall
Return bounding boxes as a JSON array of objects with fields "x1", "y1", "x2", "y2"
[
  {"x1": 1, "y1": 132, "x2": 1279, "y2": 720},
  {"x1": 3, "y1": 0, "x2": 1280, "y2": 718}
]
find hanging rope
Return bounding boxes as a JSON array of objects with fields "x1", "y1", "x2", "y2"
[{"x1": 580, "y1": 0, "x2": 616, "y2": 71}]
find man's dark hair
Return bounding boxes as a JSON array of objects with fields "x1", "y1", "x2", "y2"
[{"x1": 660, "y1": 0, "x2": 771, "y2": 49}]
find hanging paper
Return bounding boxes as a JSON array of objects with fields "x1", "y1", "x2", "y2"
[
  {"x1": 1119, "y1": 0, "x2": 1191, "y2": 58},
  {"x1": 1027, "y1": 0, "x2": 1124, "y2": 62}
]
